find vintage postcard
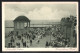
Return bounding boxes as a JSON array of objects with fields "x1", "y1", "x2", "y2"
[{"x1": 2, "y1": 2, "x2": 79, "y2": 51}]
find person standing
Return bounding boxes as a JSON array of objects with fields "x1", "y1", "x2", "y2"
[
  {"x1": 23, "y1": 41, "x2": 26, "y2": 47},
  {"x1": 30, "y1": 39, "x2": 32, "y2": 46},
  {"x1": 45, "y1": 41, "x2": 49, "y2": 48},
  {"x1": 37, "y1": 39, "x2": 40, "y2": 44}
]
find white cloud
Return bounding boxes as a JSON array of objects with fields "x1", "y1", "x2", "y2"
[
  {"x1": 5, "y1": 7, "x2": 26, "y2": 20},
  {"x1": 26, "y1": 6, "x2": 72, "y2": 21},
  {"x1": 5, "y1": 4, "x2": 77, "y2": 21}
]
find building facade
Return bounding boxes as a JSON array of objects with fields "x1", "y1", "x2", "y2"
[{"x1": 60, "y1": 16, "x2": 77, "y2": 47}]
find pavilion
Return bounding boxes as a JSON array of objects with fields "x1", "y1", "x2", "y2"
[{"x1": 13, "y1": 15, "x2": 30, "y2": 30}]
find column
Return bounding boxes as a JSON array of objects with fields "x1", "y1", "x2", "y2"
[
  {"x1": 17, "y1": 22, "x2": 19, "y2": 29},
  {"x1": 20, "y1": 22, "x2": 21, "y2": 29},
  {"x1": 17, "y1": 22, "x2": 18, "y2": 29},
  {"x1": 19, "y1": 22, "x2": 20, "y2": 29},
  {"x1": 14, "y1": 22, "x2": 15, "y2": 30},
  {"x1": 27, "y1": 22, "x2": 28, "y2": 27},
  {"x1": 23, "y1": 22, "x2": 24, "y2": 29},
  {"x1": 29, "y1": 22, "x2": 30, "y2": 27}
]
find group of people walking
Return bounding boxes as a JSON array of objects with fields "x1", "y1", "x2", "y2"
[{"x1": 6, "y1": 25, "x2": 70, "y2": 48}]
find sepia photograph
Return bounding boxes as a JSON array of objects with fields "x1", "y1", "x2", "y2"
[{"x1": 2, "y1": 2, "x2": 79, "y2": 51}]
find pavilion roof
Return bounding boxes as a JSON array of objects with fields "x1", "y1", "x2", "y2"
[{"x1": 13, "y1": 16, "x2": 30, "y2": 22}]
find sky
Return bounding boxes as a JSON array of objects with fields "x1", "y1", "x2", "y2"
[{"x1": 4, "y1": 2, "x2": 77, "y2": 21}]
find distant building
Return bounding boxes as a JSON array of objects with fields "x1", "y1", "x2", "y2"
[{"x1": 13, "y1": 15, "x2": 30, "y2": 30}]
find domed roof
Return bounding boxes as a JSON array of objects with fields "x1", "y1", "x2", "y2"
[{"x1": 13, "y1": 16, "x2": 30, "y2": 22}]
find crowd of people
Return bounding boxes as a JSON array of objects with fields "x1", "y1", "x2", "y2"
[
  {"x1": 6, "y1": 24, "x2": 72, "y2": 48},
  {"x1": 45, "y1": 25, "x2": 71, "y2": 47},
  {"x1": 6, "y1": 27, "x2": 46, "y2": 48}
]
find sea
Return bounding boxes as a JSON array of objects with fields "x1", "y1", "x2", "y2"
[{"x1": 5, "y1": 20, "x2": 60, "y2": 36}]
